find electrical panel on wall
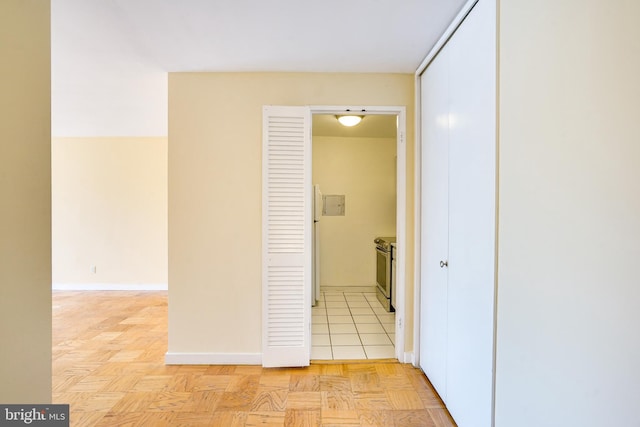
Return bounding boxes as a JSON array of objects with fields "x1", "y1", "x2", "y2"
[{"x1": 323, "y1": 195, "x2": 345, "y2": 216}]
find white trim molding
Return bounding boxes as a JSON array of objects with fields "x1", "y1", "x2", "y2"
[
  {"x1": 403, "y1": 351, "x2": 416, "y2": 365},
  {"x1": 52, "y1": 283, "x2": 168, "y2": 291},
  {"x1": 165, "y1": 352, "x2": 262, "y2": 365},
  {"x1": 415, "y1": 0, "x2": 479, "y2": 75},
  {"x1": 310, "y1": 105, "x2": 407, "y2": 363}
]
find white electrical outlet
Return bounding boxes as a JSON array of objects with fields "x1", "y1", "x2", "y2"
[{"x1": 90, "y1": 265, "x2": 97, "y2": 274}]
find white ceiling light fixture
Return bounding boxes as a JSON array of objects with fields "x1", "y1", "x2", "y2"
[{"x1": 336, "y1": 115, "x2": 364, "y2": 127}]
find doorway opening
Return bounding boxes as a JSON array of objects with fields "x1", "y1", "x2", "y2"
[{"x1": 309, "y1": 108, "x2": 406, "y2": 361}]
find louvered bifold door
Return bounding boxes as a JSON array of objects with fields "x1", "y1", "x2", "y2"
[{"x1": 262, "y1": 106, "x2": 311, "y2": 367}]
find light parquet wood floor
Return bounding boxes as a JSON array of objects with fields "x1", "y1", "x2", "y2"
[{"x1": 52, "y1": 291, "x2": 456, "y2": 426}]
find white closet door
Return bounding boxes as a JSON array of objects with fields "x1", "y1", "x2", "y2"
[
  {"x1": 419, "y1": 45, "x2": 450, "y2": 398},
  {"x1": 445, "y1": 0, "x2": 496, "y2": 425},
  {"x1": 262, "y1": 106, "x2": 312, "y2": 368},
  {"x1": 419, "y1": 1, "x2": 496, "y2": 425}
]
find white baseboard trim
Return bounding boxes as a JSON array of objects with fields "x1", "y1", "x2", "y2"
[
  {"x1": 52, "y1": 283, "x2": 168, "y2": 291},
  {"x1": 165, "y1": 352, "x2": 262, "y2": 365}
]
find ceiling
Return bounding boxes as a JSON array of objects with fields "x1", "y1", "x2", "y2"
[
  {"x1": 51, "y1": 0, "x2": 467, "y2": 136},
  {"x1": 313, "y1": 115, "x2": 397, "y2": 139}
]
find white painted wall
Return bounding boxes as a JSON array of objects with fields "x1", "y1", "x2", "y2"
[
  {"x1": 496, "y1": 1, "x2": 640, "y2": 425},
  {"x1": 168, "y1": 72, "x2": 414, "y2": 360},
  {"x1": 52, "y1": 137, "x2": 168, "y2": 289}
]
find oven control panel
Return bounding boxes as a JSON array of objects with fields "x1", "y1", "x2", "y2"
[{"x1": 374, "y1": 236, "x2": 396, "y2": 251}]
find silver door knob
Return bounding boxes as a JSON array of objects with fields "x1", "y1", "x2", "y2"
[{"x1": 439, "y1": 260, "x2": 448, "y2": 268}]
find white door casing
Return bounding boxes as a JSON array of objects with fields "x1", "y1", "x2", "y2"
[
  {"x1": 312, "y1": 184, "x2": 322, "y2": 306},
  {"x1": 311, "y1": 105, "x2": 407, "y2": 362},
  {"x1": 262, "y1": 106, "x2": 312, "y2": 368}
]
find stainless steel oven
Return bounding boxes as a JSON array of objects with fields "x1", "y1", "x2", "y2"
[{"x1": 374, "y1": 236, "x2": 395, "y2": 312}]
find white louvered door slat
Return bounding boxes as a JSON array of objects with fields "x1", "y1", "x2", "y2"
[{"x1": 262, "y1": 106, "x2": 311, "y2": 367}]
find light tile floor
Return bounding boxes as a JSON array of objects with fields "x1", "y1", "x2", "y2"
[{"x1": 312, "y1": 287, "x2": 396, "y2": 360}]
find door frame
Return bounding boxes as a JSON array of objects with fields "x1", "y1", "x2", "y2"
[{"x1": 310, "y1": 105, "x2": 407, "y2": 362}]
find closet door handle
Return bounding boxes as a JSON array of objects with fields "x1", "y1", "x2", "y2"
[{"x1": 439, "y1": 260, "x2": 448, "y2": 268}]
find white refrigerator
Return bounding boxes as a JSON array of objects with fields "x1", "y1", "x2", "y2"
[{"x1": 312, "y1": 184, "x2": 322, "y2": 306}]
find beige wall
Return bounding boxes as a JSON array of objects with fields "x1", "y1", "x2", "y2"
[
  {"x1": 168, "y1": 72, "x2": 414, "y2": 356},
  {"x1": 52, "y1": 137, "x2": 168, "y2": 287},
  {"x1": 496, "y1": 1, "x2": 640, "y2": 425},
  {"x1": 313, "y1": 136, "x2": 396, "y2": 287},
  {"x1": 0, "y1": 0, "x2": 51, "y2": 402}
]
